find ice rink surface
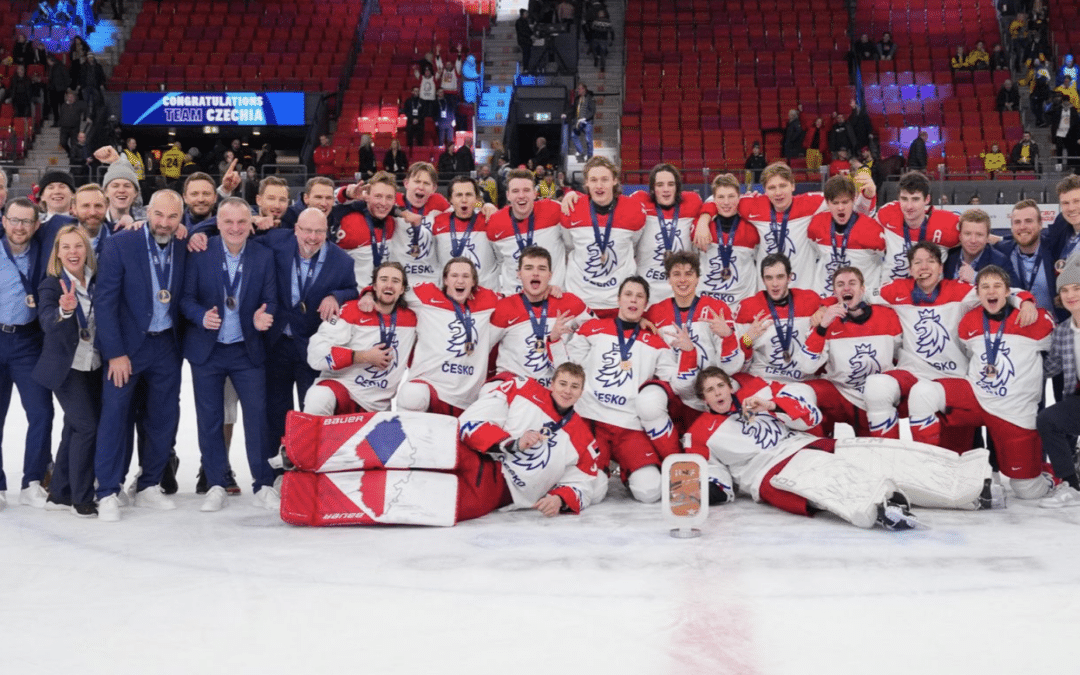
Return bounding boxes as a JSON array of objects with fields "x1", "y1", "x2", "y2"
[{"x1": 3, "y1": 372, "x2": 1080, "y2": 674}]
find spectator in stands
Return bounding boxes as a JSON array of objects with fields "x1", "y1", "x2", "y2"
[
  {"x1": 313, "y1": 134, "x2": 335, "y2": 177},
  {"x1": 828, "y1": 113, "x2": 857, "y2": 157},
  {"x1": 8, "y1": 65, "x2": 33, "y2": 117},
  {"x1": 997, "y1": 0, "x2": 1018, "y2": 19},
  {"x1": 436, "y1": 89, "x2": 456, "y2": 147},
  {"x1": 68, "y1": 36, "x2": 87, "y2": 87},
  {"x1": 555, "y1": 169, "x2": 574, "y2": 197},
  {"x1": 1031, "y1": 60, "x2": 1052, "y2": 127},
  {"x1": 967, "y1": 195, "x2": 980, "y2": 205},
  {"x1": 415, "y1": 63, "x2": 438, "y2": 124},
  {"x1": 996, "y1": 79, "x2": 1020, "y2": 112},
  {"x1": 68, "y1": 131, "x2": 92, "y2": 187},
  {"x1": 531, "y1": 136, "x2": 554, "y2": 169},
  {"x1": 232, "y1": 138, "x2": 256, "y2": 168},
  {"x1": 804, "y1": 116, "x2": 826, "y2": 171},
  {"x1": 1050, "y1": 96, "x2": 1080, "y2": 162},
  {"x1": 488, "y1": 139, "x2": 507, "y2": 175},
  {"x1": 462, "y1": 53, "x2": 480, "y2": 103},
  {"x1": 829, "y1": 148, "x2": 852, "y2": 176},
  {"x1": 218, "y1": 149, "x2": 236, "y2": 177},
  {"x1": 435, "y1": 44, "x2": 463, "y2": 118},
  {"x1": 79, "y1": 53, "x2": 106, "y2": 117},
  {"x1": 990, "y1": 44, "x2": 1010, "y2": 71},
  {"x1": 1056, "y1": 75, "x2": 1080, "y2": 110},
  {"x1": 414, "y1": 50, "x2": 436, "y2": 78},
  {"x1": 454, "y1": 137, "x2": 475, "y2": 175},
  {"x1": 555, "y1": 0, "x2": 575, "y2": 29},
  {"x1": 437, "y1": 145, "x2": 456, "y2": 181},
  {"x1": 566, "y1": 82, "x2": 595, "y2": 161},
  {"x1": 384, "y1": 138, "x2": 408, "y2": 182},
  {"x1": 782, "y1": 109, "x2": 805, "y2": 161},
  {"x1": 28, "y1": 40, "x2": 47, "y2": 67},
  {"x1": 876, "y1": 32, "x2": 896, "y2": 61},
  {"x1": 1059, "y1": 55, "x2": 1079, "y2": 88},
  {"x1": 12, "y1": 33, "x2": 32, "y2": 66},
  {"x1": 516, "y1": 9, "x2": 533, "y2": 71},
  {"x1": 45, "y1": 55, "x2": 70, "y2": 126},
  {"x1": 477, "y1": 164, "x2": 498, "y2": 205},
  {"x1": 590, "y1": 9, "x2": 614, "y2": 72},
  {"x1": 981, "y1": 144, "x2": 1007, "y2": 176},
  {"x1": 402, "y1": 87, "x2": 425, "y2": 148},
  {"x1": 969, "y1": 42, "x2": 990, "y2": 70},
  {"x1": 1010, "y1": 131, "x2": 1040, "y2": 172},
  {"x1": 745, "y1": 142, "x2": 767, "y2": 184},
  {"x1": 907, "y1": 130, "x2": 928, "y2": 171},
  {"x1": 848, "y1": 99, "x2": 873, "y2": 150},
  {"x1": 357, "y1": 134, "x2": 377, "y2": 180},
  {"x1": 951, "y1": 46, "x2": 970, "y2": 71},
  {"x1": 536, "y1": 166, "x2": 557, "y2": 199},
  {"x1": 853, "y1": 34, "x2": 876, "y2": 61},
  {"x1": 1026, "y1": 34, "x2": 1049, "y2": 70}
]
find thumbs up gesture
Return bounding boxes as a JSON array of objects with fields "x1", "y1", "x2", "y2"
[{"x1": 254, "y1": 302, "x2": 274, "y2": 331}]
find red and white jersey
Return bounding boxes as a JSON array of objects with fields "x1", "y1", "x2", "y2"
[
  {"x1": 957, "y1": 306, "x2": 1054, "y2": 429},
  {"x1": 334, "y1": 211, "x2": 394, "y2": 286},
  {"x1": 561, "y1": 193, "x2": 647, "y2": 311},
  {"x1": 691, "y1": 210, "x2": 761, "y2": 306},
  {"x1": 876, "y1": 203, "x2": 960, "y2": 283},
  {"x1": 802, "y1": 304, "x2": 903, "y2": 409},
  {"x1": 431, "y1": 211, "x2": 498, "y2": 290},
  {"x1": 553, "y1": 317, "x2": 698, "y2": 430},
  {"x1": 630, "y1": 190, "x2": 703, "y2": 301},
  {"x1": 405, "y1": 282, "x2": 500, "y2": 409},
  {"x1": 459, "y1": 376, "x2": 603, "y2": 513},
  {"x1": 806, "y1": 212, "x2": 887, "y2": 296},
  {"x1": 306, "y1": 302, "x2": 418, "y2": 412},
  {"x1": 389, "y1": 192, "x2": 452, "y2": 287},
  {"x1": 683, "y1": 376, "x2": 822, "y2": 501},
  {"x1": 490, "y1": 292, "x2": 592, "y2": 385},
  {"x1": 644, "y1": 295, "x2": 744, "y2": 409},
  {"x1": 873, "y1": 278, "x2": 984, "y2": 379},
  {"x1": 485, "y1": 200, "x2": 566, "y2": 295},
  {"x1": 734, "y1": 289, "x2": 824, "y2": 383}
]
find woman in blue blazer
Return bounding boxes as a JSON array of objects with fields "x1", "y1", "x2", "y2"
[{"x1": 32, "y1": 225, "x2": 102, "y2": 517}]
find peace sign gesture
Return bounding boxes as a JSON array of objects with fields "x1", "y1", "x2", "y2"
[{"x1": 58, "y1": 277, "x2": 78, "y2": 313}]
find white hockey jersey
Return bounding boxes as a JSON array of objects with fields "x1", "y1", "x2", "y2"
[
  {"x1": 561, "y1": 193, "x2": 646, "y2": 311},
  {"x1": 876, "y1": 203, "x2": 960, "y2": 284},
  {"x1": 734, "y1": 288, "x2": 824, "y2": 383},
  {"x1": 389, "y1": 192, "x2": 451, "y2": 287},
  {"x1": 459, "y1": 376, "x2": 604, "y2": 513},
  {"x1": 805, "y1": 211, "x2": 887, "y2": 296},
  {"x1": 334, "y1": 208, "x2": 394, "y2": 287},
  {"x1": 490, "y1": 291, "x2": 593, "y2": 386},
  {"x1": 630, "y1": 190, "x2": 704, "y2": 301},
  {"x1": 306, "y1": 301, "x2": 419, "y2": 412},
  {"x1": 485, "y1": 200, "x2": 567, "y2": 295},
  {"x1": 431, "y1": 211, "x2": 498, "y2": 290},
  {"x1": 692, "y1": 208, "x2": 762, "y2": 306}
]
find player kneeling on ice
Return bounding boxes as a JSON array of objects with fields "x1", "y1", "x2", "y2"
[
  {"x1": 683, "y1": 367, "x2": 1004, "y2": 530},
  {"x1": 278, "y1": 363, "x2": 602, "y2": 526}
]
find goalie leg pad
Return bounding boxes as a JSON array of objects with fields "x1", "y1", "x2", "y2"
[
  {"x1": 834, "y1": 438, "x2": 991, "y2": 510},
  {"x1": 863, "y1": 373, "x2": 902, "y2": 439},
  {"x1": 1011, "y1": 474, "x2": 1054, "y2": 500},
  {"x1": 769, "y1": 449, "x2": 897, "y2": 528},
  {"x1": 280, "y1": 469, "x2": 460, "y2": 526},
  {"x1": 637, "y1": 384, "x2": 680, "y2": 459}
]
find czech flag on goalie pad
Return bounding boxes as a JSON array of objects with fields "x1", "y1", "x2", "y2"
[
  {"x1": 283, "y1": 410, "x2": 460, "y2": 473},
  {"x1": 281, "y1": 470, "x2": 459, "y2": 527}
]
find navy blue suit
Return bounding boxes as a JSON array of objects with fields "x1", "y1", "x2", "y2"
[
  {"x1": 996, "y1": 232, "x2": 1067, "y2": 322},
  {"x1": 32, "y1": 274, "x2": 101, "y2": 508},
  {"x1": 261, "y1": 228, "x2": 358, "y2": 453},
  {"x1": 37, "y1": 215, "x2": 112, "y2": 266},
  {"x1": 93, "y1": 229, "x2": 187, "y2": 499},
  {"x1": 181, "y1": 236, "x2": 277, "y2": 490},
  {"x1": 943, "y1": 244, "x2": 1016, "y2": 282},
  {"x1": 0, "y1": 233, "x2": 53, "y2": 491}
]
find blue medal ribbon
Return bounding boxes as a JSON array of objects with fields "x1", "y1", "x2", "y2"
[
  {"x1": 830, "y1": 214, "x2": 855, "y2": 264},
  {"x1": 766, "y1": 294, "x2": 796, "y2": 357},
  {"x1": 902, "y1": 213, "x2": 931, "y2": 252},
  {"x1": 377, "y1": 309, "x2": 397, "y2": 347},
  {"x1": 671, "y1": 296, "x2": 700, "y2": 329},
  {"x1": 221, "y1": 245, "x2": 244, "y2": 308},
  {"x1": 449, "y1": 298, "x2": 475, "y2": 351},
  {"x1": 982, "y1": 309, "x2": 1009, "y2": 376},
  {"x1": 540, "y1": 405, "x2": 576, "y2": 439},
  {"x1": 590, "y1": 197, "x2": 617, "y2": 259},
  {"x1": 63, "y1": 271, "x2": 94, "y2": 339},
  {"x1": 365, "y1": 212, "x2": 386, "y2": 266},
  {"x1": 449, "y1": 213, "x2": 478, "y2": 258},
  {"x1": 1, "y1": 237, "x2": 36, "y2": 305},
  {"x1": 614, "y1": 317, "x2": 641, "y2": 365},
  {"x1": 769, "y1": 206, "x2": 791, "y2": 257},
  {"x1": 145, "y1": 227, "x2": 173, "y2": 300},
  {"x1": 713, "y1": 214, "x2": 739, "y2": 273},
  {"x1": 518, "y1": 293, "x2": 549, "y2": 351},
  {"x1": 405, "y1": 201, "x2": 424, "y2": 253},
  {"x1": 294, "y1": 246, "x2": 320, "y2": 308},
  {"x1": 510, "y1": 211, "x2": 536, "y2": 252},
  {"x1": 656, "y1": 204, "x2": 681, "y2": 254},
  {"x1": 911, "y1": 284, "x2": 940, "y2": 305},
  {"x1": 1016, "y1": 246, "x2": 1043, "y2": 291}
]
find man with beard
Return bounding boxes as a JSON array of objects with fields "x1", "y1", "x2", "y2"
[
  {"x1": 996, "y1": 199, "x2": 1060, "y2": 320},
  {"x1": 252, "y1": 176, "x2": 291, "y2": 231},
  {"x1": 304, "y1": 262, "x2": 417, "y2": 415},
  {"x1": 485, "y1": 168, "x2": 566, "y2": 295}
]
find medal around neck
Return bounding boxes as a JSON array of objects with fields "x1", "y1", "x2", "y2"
[
  {"x1": 157, "y1": 289, "x2": 171, "y2": 303},
  {"x1": 662, "y1": 453, "x2": 708, "y2": 538}
]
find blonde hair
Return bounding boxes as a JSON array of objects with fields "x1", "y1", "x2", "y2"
[
  {"x1": 47, "y1": 224, "x2": 97, "y2": 278},
  {"x1": 759, "y1": 162, "x2": 794, "y2": 187}
]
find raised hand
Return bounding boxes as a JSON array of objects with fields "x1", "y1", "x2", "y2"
[
  {"x1": 254, "y1": 303, "x2": 273, "y2": 331},
  {"x1": 220, "y1": 158, "x2": 240, "y2": 194},
  {"x1": 58, "y1": 278, "x2": 77, "y2": 313}
]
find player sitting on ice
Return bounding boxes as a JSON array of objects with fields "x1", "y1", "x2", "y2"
[{"x1": 683, "y1": 367, "x2": 1005, "y2": 530}]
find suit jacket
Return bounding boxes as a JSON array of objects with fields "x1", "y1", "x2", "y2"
[
  {"x1": 995, "y1": 232, "x2": 1068, "y2": 322},
  {"x1": 37, "y1": 214, "x2": 111, "y2": 266},
  {"x1": 180, "y1": 236, "x2": 277, "y2": 366},
  {"x1": 943, "y1": 244, "x2": 1015, "y2": 282},
  {"x1": 94, "y1": 230, "x2": 187, "y2": 370},
  {"x1": 260, "y1": 228, "x2": 359, "y2": 352},
  {"x1": 32, "y1": 274, "x2": 88, "y2": 390}
]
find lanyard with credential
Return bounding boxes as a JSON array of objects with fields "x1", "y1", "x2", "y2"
[
  {"x1": 1, "y1": 237, "x2": 36, "y2": 308},
  {"x1": 145, "y1": 228, "x2": 173, "y2": 304},
  {"x1": 294, "y1": 246, "x2": 320, "y2": 313},
  {"x1": 64, "y1": 272, "x2": 94, "y2": 341}
]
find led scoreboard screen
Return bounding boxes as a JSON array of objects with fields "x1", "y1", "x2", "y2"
[{"x1": 122, "y1": 92, "x2": 306, "y2": 126}]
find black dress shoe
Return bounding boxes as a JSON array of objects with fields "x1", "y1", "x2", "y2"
[
  {"x1": 72, "y1": 502, "x2": 98, "y2": 517},
  {"x1": 161, "y1": 454, "x2": 179, "y2": 495}
]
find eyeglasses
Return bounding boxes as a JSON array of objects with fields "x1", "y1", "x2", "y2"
[{"x1": 4, "y1": 217, "x2": 36, "y2": 228}]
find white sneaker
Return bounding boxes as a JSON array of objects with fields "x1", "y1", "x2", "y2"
[
  {"x1": 0, "y1": 492, "x2": 7, "y2": 510},
  {"x1": 200, "y1": 486, "x2": 228, "y2": 512},
  {"x1": 1039, "y1": 483, "x2": 1080, "y2": 509},
  {"x1": 116, "y1": 489, "x2": 131, "y2": 507},
  {"x1": 98, "y1": 494, "x2": 121, "y2": 522},
  {"x1": 135, "y1": 486, "x2": 177, "y2": 511},
  {"x1": 253, "y1": 486, "x2": 280, "y2": 511},
  {"x1": 20, "y1": 481, "x2": 48, "y2": 508}
]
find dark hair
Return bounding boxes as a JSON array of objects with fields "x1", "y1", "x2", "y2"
[
  {"x1": 5, "y1": 197, "x2": 39, "y2": 220},
  {"x1": 760, "y1": 252, "x2": 792, "y2": 277},
  {"x1": 823, "y1": 174, "x2": 857, "y2": 202},
  {"x1": 618, "y1": 275, "x2": 650, "y2": 303},
  {"x1": 975, "y1": 264, "x2": 1011, "y2": 288},
  {"x1": 448, "y1": 175, "x2": 480, "y2": 198},
  {"x1": 371, "y1": 262, "x2": 409, "y2": 309},
  {"x1": 905, "y1": 240, "x2": 943, "y2": 265},
  {"x1": 518, "y1": 245, "x2": 552, "y2": 269},
  {"x1": 183, "y1": 172, "x2": 216, "y2": 194},
  {"x1": 648, "y1": 163, "x2": 683, "y2": 205},
  {"x1": 693, "y1": 366, "x2": 732, "y2": 400},
  {"x1": 898, "y1": 171, "x2": 931, "y2": 198},
  {"x1": 663, "y1": 250, "x2": 701, "y2": 276},
  {"x1": 441, "y1": 256, "x2": 479, "y2": 287}
]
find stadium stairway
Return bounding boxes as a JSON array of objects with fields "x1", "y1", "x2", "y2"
[{"x1": 567, "y1": 0, "x2": 623, "y2": 178}]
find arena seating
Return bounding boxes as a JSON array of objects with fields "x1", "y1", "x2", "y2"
[
  {"x1": 1048, "y1": 2, "x2": 1080, "y2": 64},
  {"x1": 109, "y1": 1, "x2": 358, "y2": 93},
  {"x1": 856, "y1": 0, "x2": 1022, "y2": 178},
  {"x1": 621, "y1": 0, "x2": 853, "y2": 181},
  {"x1": 1, "y1": 2, "x2": 51, "y2": 159},
  {"x1": 328, "y1": 0, "x2": 494, "y2": 179}
]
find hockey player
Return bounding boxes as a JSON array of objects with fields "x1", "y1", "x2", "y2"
[
  {"x1": 638, "y1": 251, "x2": 742, "y2": 458},
  {"x1": 733, "y1": 253, "x2": 823, "y2": 384},
  {"x1": 431, "y1": 176, "x2": 497, "y2": 290},
  {"x1": 907, "y1": 265, "x2": 1055, "y2": 500},
  {"x1": 552, "y1": 276, "x2": 698, "y2": 502},
  {"x1": 277, "y1": 364, "x2": 602, "y2": 526},
  {"x1": 629, "y1": 163, "x2": 703, "y2": 301},
  {"x1": 684, "y1": 367, "x2": 1004, "y2": 530},
  {"x1": 485, "y1": 168, "x2": 567, "y2": 295},
  {"x1": 863, "y1": 242, "x2": 1038, "y2": 443},
  {"x1": 802, "y1": 266, "x2": 902, "y2": 437},
  {"x1": 877, "y1": 171, "x2": 961, "y2": 284},
  {"x1": 805, "y1": 174, "x2": 887, "y2": 296},
  {"x1": 304, "y1": 262, "x2": 418, "y2": 415},
  {"x1": 389, "y1": 162, "x2": 451, "y2": 287},
  {"x1": 714, "y1": 162, "x2": 874, "y2": 291},
  {"x1": 489, "y1": 245, "x2": 592, "y2": 386},
  {"x1": 691, "y1": 173, "x2": 761, "y2": 307},
  {"x1": 560, "y1": 156, "x2": 646, "y2": 317},
  {"x1": 332, "y1": 171, "x2": 405, "y2": 285},
  {"x1": 395, "y1": 257, "x2": 499, "y2": 416}
]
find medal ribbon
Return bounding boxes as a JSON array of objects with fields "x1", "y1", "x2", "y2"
[
  {"x1": 657, "y1": 204, "x2": 681, "y2": 253},
  {"x1": 672, "y1": 297, "x2": 700, "y2": 329},
  {"x1": 902, "y1": 213, "x2": 931, "y2": 251},
  {"x1": 2, "y1": 237, "x2": 35, "y2": 301},
  {"x1": 830, "y1": 215, "x2": 855, "y2": 264},
  {"x1": 365, "y1": 212, "x2": 386, "y2": 266},
  {"x1": 911, "y1": 284, "x2": 940, "y2": 305},
  {"x1": 983, "y1": 310, "x2": 1009, "y2": 374},
  {"x1": 510, "y1": 211, "x2": 536, "y2": 252},
  {"x1": 1016, "y1": 247, "x2": 1043, "y2": 291},
  {"x1": 518, "y1": 293, "x2": 549, "y2": 348},
  {"x1": 63, "y1": 271, "x2": 94, "y2": 336},
  {"x1": 614, "y1": 317, "x2": 641, "y2": 363},
  {"x1": 294, "y1": 246, "x2": 320, "y2": 308},
  {"x1": 449, "y1": 298, "x2": 474, "y2": 348},
  {"x1": 590, "y1": 197, "x2": 617, "y2": 259},
  {"x1": 713, "y1": 215, "x2": 739, "y2": 272},
  {"x1": 769, "y1": 206, "x2": 791, "y2": 257},
  {"x1": 221, "y1": 245, "x2": 244, "y2": 306},
  {"x1": 377, "y1": 309, "x2": 397, "y2": 347},
  {"x1": 145, "y1": 227, "x2": 173, "y2": 295},
  {"x1": 541, "y1": 406, "x2": 576, "y2": 438},
  {"x1": 766, "y1": 295, "x2": 796, "y2": 356},
  {"x1": 405, "y1": 201, "x2": 424, "y2": 250},
  {"x1": 449, "y1": 213, "x2": 478, "y2": 258}
]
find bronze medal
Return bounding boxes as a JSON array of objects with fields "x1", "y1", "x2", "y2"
[
  {"x1": 465, "y1": 341, "x2": 475, "y2": 355},
  {"x1": 299, "y1": 301, "x2": 307, "y2": 314},
  {"x1": 620, "y1": 359, "x2": 632, "y2": 371},
  {"x1": 157, "y1": 289, "x2": 171, "y2": 303},
  {"x1": 720, "y1": 267, "x2": 732, "y2": 280},
  {"x1": 539, "y1": 426, "x2": 553, "y2": 439},
  {"x1": 601, "y1": 252, "x2": 609, "y2": 265},
  {"x1": 226, "y1": 296, "x2": 237, "y2": 311},
  {"x1": 25, "y1": 294, "x2": 35, "y2": 308},
  {"x1": 1056, "y1": 258, "x2": 1067, "y2": 273},
  {"x1": 984, "y1": 364, "x2": 997, "y2": 378},
  {"x1": 79, "y1": 328, "x2": 91, "y2": 342},
  {"x1": 534, "y1": 338, "x2": 546, "y2": 353},
  {"x1": 409, "y1": 244, "x2": 421, "y2": 258}
]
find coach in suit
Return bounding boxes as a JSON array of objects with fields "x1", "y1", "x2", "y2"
[
  {"x1": 181, "y1": 197, "x2": 278, "y2": 512},
  {"x1": 0, "y1": 198, "x2": 54, "y2": 509},
  {"x1": 33, "y1": 225, "x2": 101, "y2": 517},
  {"x1": 93, "y1": 189, "x2": 188, "y2": 521},
  {"x1": 262, "y1": 207, "x2": 359, "y2": 456}
]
